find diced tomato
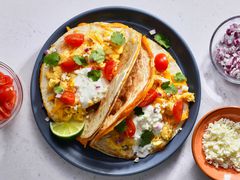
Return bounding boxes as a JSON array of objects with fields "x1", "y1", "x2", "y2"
[
  {"x1": 173, "y1": 100, "x2": 183, "y2": 123},
  {"x1": 154, "y1": 53, "x2": 168, "y2": 72},
  {"x1": 60, "y1": 58, "x2": 80, "y2": 72},
  {"x1": 103, "y1": 60, "x2": 116, "y2": 81},
  {"x1": 0, "y1": 84, "x2": 15, "y2": 103},
  {"x1": 124, "y1": 118, "x2": 136, "y2": 137},
  {"x1": 60, "y1": 91, "x2": 75, "y2": 105},
  {"x1": 0, "y1": 111, "x2": 5, "y2": 121},
  {"x1": 0, "y1": 74, "x2": 13, "y2": 86},
  {"x1": 2, "y1": 90, "x2": 16, "y2": 112},
  {"x1": 139, "y1": 89, "x2": 158, "y2": 107},
  {"x1": 0, "y1": 106, "x2": 11, "y2": 119},
  {"x1": 64, "y1": 33, "x2": 84, "y2": 47}
]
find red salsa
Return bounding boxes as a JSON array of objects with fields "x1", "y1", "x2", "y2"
[{"x1": 0, "y1": 72, "x2": 16, "y2": 121}]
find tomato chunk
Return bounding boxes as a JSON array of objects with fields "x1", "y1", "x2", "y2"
[
  {"x1": 0, "y1": 106, "x2": 11, "y2": 119},
  {"x1": 60, "y1": 91, "x2": 75, "y2": 105},
  {"x1": 154, "y1": 53, "x2": 168, "y2": 72},
  {"x1": 3, "y1": 90, "x2": 16, "y2": 112},
  {"x1": 173, "y1": 100, "x2": 183, "y2": 123},
  {"x1": 124, "y1": 118, "x2": 136, "y2": 137},
  {"x1": 103, "y1": 60, "x2": 116, "y2": 81},
  {"x1": 0, "y1": 73, "x2": 13, "y2": 86},
  {"x1": 64, "y1": 33, "x2": 84, "y2": 47},
  {"x1": 0, "y1": 84, "x2": 15, "y2": 103},
  {"x1": 139, "y1": 89, "x2": 158, "y2": 107},
  {"x1": 60, "y1": 58, "x2": 80, "y2": 72}
]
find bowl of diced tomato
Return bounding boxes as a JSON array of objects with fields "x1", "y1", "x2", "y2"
[{"x1": 0, "y1": 61, "x2": 23, "y2": 128}]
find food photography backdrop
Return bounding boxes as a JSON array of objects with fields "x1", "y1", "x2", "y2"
[{"x1": 0, "y1": 0, "x2": 239, "y2": 180}]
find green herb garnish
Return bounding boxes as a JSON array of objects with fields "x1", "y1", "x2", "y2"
[
  {"x1": 164, "y1": 84, "x2": 178, "y2": 94},
  {"x1": 111, "y1": 31, "x2": 126, "y2": 46},
  {"x1": 161, "y1": 81, "x2": 170, "y2": 89},
  {"x1": 115, "y1": 120, "x2": 126, "y2": 133},
  {"x1": 89, "y1": 48, "x2": 105, "y2": 63},
  {"x1": 161, "y1": 81, "x2": 178, "y2": 95},
  {"x1": 73, "y1": 55, "x2": 88, "y2": 66},
  {"x1": 54, "y1": 86, "x2": 63, "y2": 94},
  {"x1": 87, "y1": 70, "x2": 101, "y2": 81},
  {"x1": 154, "y1": 33, "x2": 170, "y2": 49},
  {"x1": 134, "y1": 107, "x2": 144, "y2": 116},
  {"x1": 43, "y1": 52, "x2": 60, "y2": 66},
  {"x1": 139, "y1": 130, "x2": 154, "y2": 147},
  {"x1": 174, "y1": 72, "x2": 186, "y2": 82}
]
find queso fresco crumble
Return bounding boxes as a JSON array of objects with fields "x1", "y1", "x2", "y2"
[{"x1": 202, "y1": 118, "x2": 240, "y2": 172}]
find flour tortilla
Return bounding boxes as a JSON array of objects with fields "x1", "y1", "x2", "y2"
[
  {"x1": 90, "y1": 38, "x2": 191, "y2": 159},
  {"x1": 40, "y1": 22, "x2": 142, "y2": 144}
]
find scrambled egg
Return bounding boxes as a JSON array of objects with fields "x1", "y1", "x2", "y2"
[{"x1": 45, "y1": 24, "x2": 126, "y2": 122}]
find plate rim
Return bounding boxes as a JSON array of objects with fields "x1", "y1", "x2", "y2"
[{"x1": 31, "y1": 6, "x2": 201, "y2": 176}]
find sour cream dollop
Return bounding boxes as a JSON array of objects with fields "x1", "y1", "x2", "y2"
[
  {"x1": 74, "y1": 68, "x2": 108, "y2": 109},
  {"x1": 132, "y1": 104, "x2": 164, "y2": 158}
]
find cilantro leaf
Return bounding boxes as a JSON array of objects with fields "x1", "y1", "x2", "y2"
[
  {"x1": 174, "y1": 72, "x2": 186, "y2": 82},
  {"x1": 161, "y1": 81, "x2": 170, "y2": 89},
  {"x1": 89, "y1": 48, "x2": 105, "y2": 63},
  {"x1": 111, "y1": 32, "x2": 126, "y2": 46},
  {"x1": 54, "y1": 86, "x2": 63, "y2": 94},
  {"x1": 139, "y1": 130, "x2": 154, "y2": 147},
  {"x1": 164, "y1": 84, "x2": 178, "y2": 94},
  {"x1": 154, "y1": 33, "x2": 170, "y2": 49},
  {"x1": 134, "y1": 107, "x2": 144, "y2": 116},
  {"x1": 43, "y1": 52, "x2": 60, "y2": 66},
  {"x1": 73, "y1": 55, "x2": 88, "y2": 66},
  {"x1": 115, "y1": 120, "x2": 126, "y2": 133},
  {"x1": 87, "y1": 70, "x2": 101, "y2": 81}
]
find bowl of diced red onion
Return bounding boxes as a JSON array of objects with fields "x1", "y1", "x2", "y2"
[{"x1": 210, "y1": 16, "x2": 240, "y2": 84}]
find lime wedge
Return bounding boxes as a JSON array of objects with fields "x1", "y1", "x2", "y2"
[{"x1": 50, "y1": 121, "x2": 84, "y2": 138}]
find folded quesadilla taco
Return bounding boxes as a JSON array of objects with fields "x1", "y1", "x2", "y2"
[
  {"x1": 90, "y1": 37, "x2": 195, "y2": 159},
  {"x1": 40, "y1": 22, "x2": 142, "y2": 143}
]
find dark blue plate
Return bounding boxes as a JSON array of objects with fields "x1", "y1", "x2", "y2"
[{"x1": 31, "y1": 7, "x2": 201, "y2": 176}]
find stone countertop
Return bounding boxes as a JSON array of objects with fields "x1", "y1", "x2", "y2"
[{"x1": 0, "y1": 0, "x2": 239, "y2": 179}]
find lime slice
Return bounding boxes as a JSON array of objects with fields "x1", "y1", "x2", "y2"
[{"x1": 50, "y1": 121, "x2": 84, "y2": 138}]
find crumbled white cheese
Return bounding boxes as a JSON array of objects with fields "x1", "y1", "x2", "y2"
[
  {"x1": 61, "y1": 73, "x2": 70, "y2": 81},
  {"x1": 55, "y1": 94, "x2": 62, "y2": 98},
  {"x1": 202, "y1": 118, "x2": 240, "y2": 172},
  {"x1": 134, "y1": 157, "x2": 140, "y2": 163},
  {"x1": 149, "y1": 29, "x2": 156, "y2": 35},
  {"x1": 132, "y1": 104, "x2": 164, "y2": 158},
  {"x1": 74, "y1": 68, "x2": 108, "y2": 109}
]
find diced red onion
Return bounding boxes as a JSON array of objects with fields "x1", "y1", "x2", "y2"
[{"x1": 214, "y1": 23, "x2": 240, "y2": 79}]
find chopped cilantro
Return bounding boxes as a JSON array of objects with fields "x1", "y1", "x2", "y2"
[
  {"x1": 174, "y1": 72, "x2": 186, "y2": 82},
  {"x1": 43, "y1": 52, "x2": 60, "y2": 66},
  {"x1": 111, "y1": 31, "x2": 126, "y2": 46},
  {"x1": 89, "y1": 48, "x2": 105, "y2": 63},
  {"x1": 134, "y1": 107, "x2": 144, "y2": 116},
  {"x1": 164, "y1": 84, "x2": 178, "y2": 94},
  {"x1": 87, "y1": 70, "x2": 101, "y2": 81},
  {"x1": 154, "y1": 33, "x2": 170, "y2": 49},
  {"x1": 161, "y1": 81, "x2": 170, "y2": 89},
  {"x1": 161, "y1": 81, "x2": 178, "y2": 95},
  {"x1": 115, "y1": 120, "x2": 126, "y2": 133},
  {"x1": 73, "y1": 55, "x2": 88, "y2": 66},
  {"x1": 54, "y1": 86, "x2": 63, "y2": 94},
  {"x1": 139, "y1": 130, "x2": 154, "y2": 147}
]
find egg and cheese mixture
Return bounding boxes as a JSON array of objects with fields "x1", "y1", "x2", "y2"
[
  {"x1": 202, "y1": 118, "x2": 240, "y2": 172},
  {"x1": 43, "y1": 24, "x2": 128, "y2": 122}
]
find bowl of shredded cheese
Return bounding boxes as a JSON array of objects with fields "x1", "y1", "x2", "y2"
[{"x1": 192, "y1": 107, "x2": 240, "y2": 180}]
